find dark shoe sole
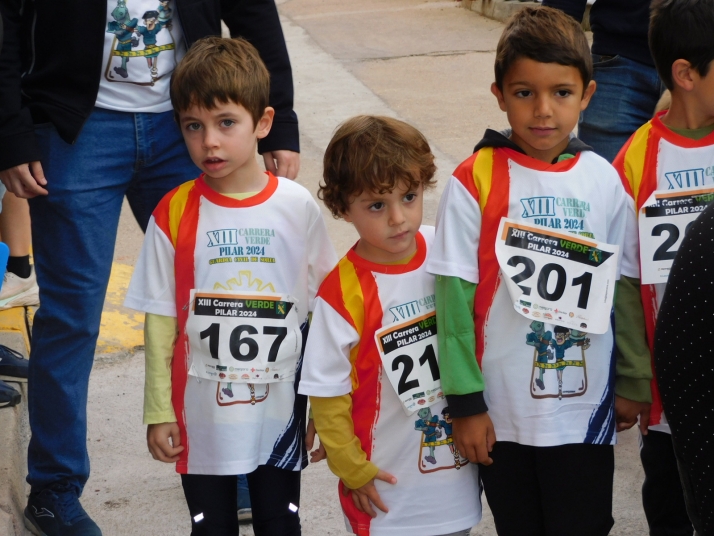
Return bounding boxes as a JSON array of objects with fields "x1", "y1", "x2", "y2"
[
  {"x1": 24, "y1": 511, "x2": 45, "y2": 536},
  {"x1": 0, "y1": 391, "x2": 21, "y2": 408}
]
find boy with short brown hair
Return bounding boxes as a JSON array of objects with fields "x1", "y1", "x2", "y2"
[
  {"x1": 427, "y1": 7, "x2": 647, "y2": 535},
  {"x1": 300, "y1": 115, "x2": 481, "y2": 536},
  {"x1": 121, "y1": 37, "x2": 336, "y2": 536},
  {"x1": 615, "y1": 0, "x2": 714, "y2": 532}
]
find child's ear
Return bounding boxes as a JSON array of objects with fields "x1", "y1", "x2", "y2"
[
  {"x1": 671, "y1": 59, "x2": 696, "y2": 92},
  {"x1": 491, "y1": 82, "x2": 507, "y2": 112},
  {"x1": 255, "y1": 107, "x2": 275, "y2": 139},
  {"x1": 579, "y1": 80, "x2": 597, "y2": 111}
]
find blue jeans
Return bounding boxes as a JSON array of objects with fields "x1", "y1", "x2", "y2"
[
  {"x1": 578, "y1": 55, "x2": 663, "y2": 163},
  {"x1": 27, "y1": 108, "x2": 198, "y2": 494},
  {"x1": 237, "y1": 474, "x2": 251, "y2": 510}
]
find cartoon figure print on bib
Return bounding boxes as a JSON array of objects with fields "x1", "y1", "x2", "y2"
[
  {"x1": 526, "y1": 321, "x2": 590, "y2": 400},
  {"x1": 414, "y1": 406, "x2": 466, "y2": 471}
]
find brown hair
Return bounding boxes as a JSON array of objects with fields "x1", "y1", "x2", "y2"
[
  {"x1": 650, "y1": 0, "x2": 714, "y2": 91},
  {"x1": 319, "y1": 116, "x2": 436, "y2": 218},
  {"x1": 494, "y1": 6, "x2": 592, "y2": 91},
  {"x1": 170, "y1": 36, "x2": 270, "y2": 126}
]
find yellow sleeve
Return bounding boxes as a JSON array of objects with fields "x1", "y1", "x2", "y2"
[
  {"x1": 143, "y1": 313, "x2": 178, "y2": 425},
  {"x1": 309, "y1": 395, "x2": 379, "y2": 489}
]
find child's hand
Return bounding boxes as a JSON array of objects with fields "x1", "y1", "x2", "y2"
[
  {"x1": 310, "y1": 442, "x2": 327, "y2": 463},
  {"x1": 343, "y1": 470, "x2": 397, "y2": 518},
  {"x1": 452, "y1": 412, "x2": 496, "y2": 465},
  {"x1": 305, "y1": 418, "x2": 327, "y2": 463},
  {"x1": 147, "y1": 422, "x2": 184, "y2": 463},
  {"x1": 615, "y1": 395, "x2": 651, "y2": 435}
]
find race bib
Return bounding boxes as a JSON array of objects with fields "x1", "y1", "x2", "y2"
[
  {"x1": 639, "y1": 187, "x2": 714, "y2": 284},
  {"x1": 374, "y1": 313, "x2": 444, "y2": 416},
  {"x1": 495, "y1": 218, "x2": 619, "y2": 334},
  {"x1": 186, "y1": 291, "x2": 302, "y2": 383}
]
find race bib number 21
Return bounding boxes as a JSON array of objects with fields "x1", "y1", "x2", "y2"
[
  {"x1": 495, "y1": 218, "x2": 619, "y2": 335},
  {"x1": 375, "y1": 313, "x2": 444, "y2": 416}
]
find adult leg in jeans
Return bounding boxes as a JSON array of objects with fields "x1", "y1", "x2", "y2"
[
  {"x1": 578, "y1": 55, "x2": 663, "y2": 163},
  {"x1": 237, "y1": 474, "x2": 252, "y2": 522},
  {"x1": 27, "y1": 108, "x2": 196, "y2": 496},
  {"x1": 640, "y1": 430, "x2": 693, "y2": 536},
  {"x1": 124, "y1": 111, "x2": 199, "y2": 232}
]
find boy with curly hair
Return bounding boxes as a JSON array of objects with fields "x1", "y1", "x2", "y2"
[{"x1": 300, "y1": 115, "x2": 481, "y2": 536}]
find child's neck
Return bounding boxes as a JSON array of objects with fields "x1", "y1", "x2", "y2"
[
  {"x1": 661, "y1": 94, "x2": 714, "y2": 130},
  {"x1": 354, "y1": 238, "x2": 418, "y2": 265},
  {"x1": 509, "y1": 133, "x2": 570, "y2": 165},
  {"x1": 203, "y1": 159, "x2": 268, "y2": 195}
]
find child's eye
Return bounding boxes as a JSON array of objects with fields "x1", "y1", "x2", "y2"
[
  {"x1": 403, "y1": 193, "x2": 418, "y2": 202},
  {"x1": 555, "y1": 90, "x2": 572, "y2": 97},
  {"x1": 220, "y1": 119, "x2": 235, "y2": 128},
  {"x1": 185, "y1": 122, "x2": 201, "y2": 131},
  {"x1": 515, "y1": 90, "x2": 532, "y2": 98},
  {"x1": 368, "y1": 202, "x2": 385, "y2": 211}
]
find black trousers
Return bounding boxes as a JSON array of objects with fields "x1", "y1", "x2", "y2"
[
  {"x1": 181, "y1": 465, "x2": 301, "y2": 536},
  {"x1": 640, "y1": 430, "x2": 693, "y2": 536},
  {"x1": 671, "y1": 435, "x2": 708, "y2": 536},
  {"x1": 479, "y1": 442, "x2": 614, "y2": 536}
]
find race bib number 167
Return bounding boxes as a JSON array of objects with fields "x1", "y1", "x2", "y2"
[
  {"x1": 186, "y1": 291, "x2": 301, "y2": 383},
  {"x1": 495, "y1": 218, "x2": 619, "y2": 335}
]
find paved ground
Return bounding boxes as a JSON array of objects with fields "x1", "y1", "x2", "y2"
[{"x1": 3, "y1": 0, "x2": 651, "y2": 534}]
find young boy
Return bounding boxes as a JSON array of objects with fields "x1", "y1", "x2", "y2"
[
  {"x1": 299, "y1": 116, "x2": 481, "y2": 536},
  {"x1": 123, "y1": 37, "x2": 336, "y2": 535},
  {"x1": 614, "y1": 0, "x2": 714, "y2": 532},
  {"x1": 426, "y1": 7, "x2": 649, "y2": 535}
]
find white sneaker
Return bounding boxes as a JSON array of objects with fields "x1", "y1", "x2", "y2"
[{"x1": 0, "y1": 267, "x2": 39, "y2": 310}]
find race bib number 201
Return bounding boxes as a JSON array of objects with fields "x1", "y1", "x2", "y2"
[
  {"x1": 495, "y1": 218, "x2": 619, "y2": 335},
  {"x1": 375, "y1": 313, "x2": 444, "y2": 416},
  {"x1": 186, "y1": 291, "x2": 301, "y2": 383}
]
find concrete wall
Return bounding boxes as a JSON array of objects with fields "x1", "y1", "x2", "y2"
[{"x1": 463, "y1": 0, "x2": 591, "y2": 31}]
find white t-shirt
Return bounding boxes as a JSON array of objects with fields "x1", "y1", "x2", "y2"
[
  {"x1": 428, "y1": 147, "x2": 638, "y2": 447},
  {"x1": 125, "y1": 173, "x2": 337, "y2": 474},
  {"x1": 300, "y1": 227, "x2": 481, "y2": 536},
  {"x1": 97, "y1": 0, "x2": 186, "y2": 112},
  {"x1": 615, "y1": 114, "x2": 714, "y2": 433}
]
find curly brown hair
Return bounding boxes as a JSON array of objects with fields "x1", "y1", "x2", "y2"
[{"x1": 319, "y1": 116, "x2": 436, "y2": 218}]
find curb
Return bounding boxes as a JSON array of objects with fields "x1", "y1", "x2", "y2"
[
  {"x1": 0, "y1": 263, "x2": 140, "y2": 535},
  {"x1": 463, "y1": 0, "x2": 591, "y2": 31},
  {"x1": 0, "y1": 307, "x2": 32, "y2": 536}
]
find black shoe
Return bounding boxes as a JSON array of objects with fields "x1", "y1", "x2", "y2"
[
  {"x1": 25, "y1": 485, "x2": 102, "y2": 536},
  {"x1": 113, "y1": 66, "x2": 128, "y2": 78},
  {"x1": 0, "y1": 344, "x2": 28, "y2": 382},
  {"x1": 0, "y1": 379, "x2": 21, "y2": 408}
]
